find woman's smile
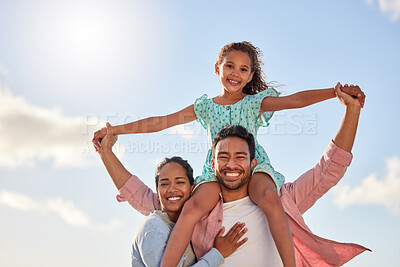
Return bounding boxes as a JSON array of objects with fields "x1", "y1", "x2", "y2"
[{"x1": 157, "y1": 162, "x2": 194, "y2": 222}]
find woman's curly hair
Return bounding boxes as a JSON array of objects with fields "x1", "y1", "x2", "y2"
[{"x1": 216, "y1": 41, "x2": 268, "y2": 95}]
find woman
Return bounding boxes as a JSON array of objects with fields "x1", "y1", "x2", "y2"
[{"x1": 98, "y1": 126, "x2": 247, "y2": 266}]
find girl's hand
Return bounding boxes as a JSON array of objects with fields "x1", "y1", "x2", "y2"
[
  {"x1": 100, "y1": 123, "x2": 118, "y2": 151},
  {"x1": 340, "y1": 83, "x2": 365, "y2": 108},
  {"x1": 213, "y1": 222, "x2": 248, "y2": 258}
]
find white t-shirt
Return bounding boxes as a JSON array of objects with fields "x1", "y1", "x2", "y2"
[{"x1": 221, "y1": 196, "x2": 283, "y2": 267}]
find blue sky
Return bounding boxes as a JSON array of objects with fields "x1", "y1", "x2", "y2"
[{"x1": 0, "y1": 0, "x2": 399, "y2": 266}]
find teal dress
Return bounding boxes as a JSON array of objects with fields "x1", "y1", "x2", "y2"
[{"x1": 193, "y1": 88, "x2": 285, "y2": 191}]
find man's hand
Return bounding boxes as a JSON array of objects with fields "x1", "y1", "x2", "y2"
[
  {"x1": 339, "y1": 83, "x2": 365, "y2": 108},
  {"x1": 335, "y1": 83, "x2": 364, "y2": 108},
  {"x1": 94, "y1": 122, "x2": 117, "y2": 153}
]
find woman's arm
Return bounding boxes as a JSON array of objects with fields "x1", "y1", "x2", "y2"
[
  {"x1": 98, "y1": 123, "x2": 159, "y2": 214},
  {"x1": 260, "y1": 84, "x2": 365, "y2": 112},
  {"x1": 97, "y1": 123, "x2": 132, "y2": 190},
  {"x1": 137, "y1": 219, "x2": 248, "y2": 267},
  {"x1": 93, "y1": 104, "x2": 197, "y2": 148}
]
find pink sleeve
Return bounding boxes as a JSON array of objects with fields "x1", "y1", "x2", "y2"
[
  {"x1": 116, "y1": 175, "x2": 161, "y2": 215},
  {"x1": 281, "y1": 140, "x2": 353, "y2": 215}
]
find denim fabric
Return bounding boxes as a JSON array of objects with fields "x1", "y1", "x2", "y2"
[{"x1": 131, "y1": 212, "x2": 224, "y2": 267}]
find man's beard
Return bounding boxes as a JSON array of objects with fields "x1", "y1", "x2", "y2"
[{"x1": 216, "y1": 168, "x2": 251, "y2": 191}]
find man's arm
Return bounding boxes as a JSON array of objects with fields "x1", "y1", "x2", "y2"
[
  {"x1": 332, "y1": 84, "x2": 361, "y2": 152},
  {"x1": 282, "y1": 83, "x2": 363, "y2": 214},
  {"x1": 98, "y1": 123, "x2": 160, "y2": 214}
]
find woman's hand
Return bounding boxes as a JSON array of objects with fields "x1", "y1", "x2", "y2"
[
  {"x1": 213, "y1": 222, "x2": 248, "y2": 258},
  {"x1": 339, "y1": 83, "x2": 365, "y2": 108},
  {"x1": 92, "y1": 127, "x2": 107, "y2": 151},
  {"x1": 93, "y1": 123, "x2": 116, "y2": 151}
]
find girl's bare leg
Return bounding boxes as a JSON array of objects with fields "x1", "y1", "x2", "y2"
[
  {"x1": 161, "y1": 181, "x2": 221, "y2": 267},
  {"x1": 248, "y1": 172, "x2": 295, "y2": 267}
]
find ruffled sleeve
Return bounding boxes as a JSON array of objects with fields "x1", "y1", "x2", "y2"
[
  {"x1": 193, "y1": 94, "x2": 208, "y2": 129},
  {"x1": 255, "y1": 87, "x2": 279, "y2": 127}
]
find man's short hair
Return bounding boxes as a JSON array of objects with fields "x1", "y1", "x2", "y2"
[{"x1": 212, "y1": 125, "x2": 256, "y2": 161}]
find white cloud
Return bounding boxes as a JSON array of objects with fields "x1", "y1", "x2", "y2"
[
  {"x1": 334, "y1": 156, "x2": 400, "y2": 215},
  {"x1": 0, "y1": 190, "x2": 40, "y2": 211},
  {"x1": 46, "y1": 198, "x2": 92, "y2": 226},
  {"x1": 0, "y1": 85, "x2": 111, "y2": 168},
  {"x1": 366, "y1": 0, "x2": 400, "y2": 21},
  {"x1": 379, "y1": 0, "x2": 400, "y2": 20},
  {"x1": 95, "y1": 218, "x2": 122, "y2": 231},
  {"x1": 0, "y1": 190, "x2": 121, "y2": 230}
]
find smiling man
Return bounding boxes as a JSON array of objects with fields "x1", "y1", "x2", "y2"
[
  {"x1": 191, "y1": 87, "x2": 371, "y2": 266},
  {"x1": 209, "y1": 126, "x2": 283, "y2": 266},
  {"x1": 102, "y1": 86, "x2": 370, "y2": 266},
  {"x1": 212, "y1": 134, "x2": 255, "y2": 194}
]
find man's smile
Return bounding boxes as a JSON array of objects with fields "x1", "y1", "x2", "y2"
[{"x1": 221, "y1": 169, "x2": 243, "y2": 181}]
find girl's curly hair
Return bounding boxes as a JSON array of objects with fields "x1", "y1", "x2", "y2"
[{"x1": 216, "y1": 41, "x2": 268, "y2": 95}]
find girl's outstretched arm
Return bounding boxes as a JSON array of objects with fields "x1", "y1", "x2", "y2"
[
  {"x1": 93, "y1": 104, "x2": 197, "y2": 148},
  {"x1": 260, "y1": 84, "x2": 365, "y2": 113}
]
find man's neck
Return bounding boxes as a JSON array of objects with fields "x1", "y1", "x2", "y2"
[{"x1": 221, "y1": 184, "x2": 249, "y2": 203}]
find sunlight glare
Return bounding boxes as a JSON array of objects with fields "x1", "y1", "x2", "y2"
[{"x1": 26, "y1": 1, "x2": 145, "y2": 93}]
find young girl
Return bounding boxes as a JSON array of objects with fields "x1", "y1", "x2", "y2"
[{"x1": 93, "y1": 41, "x2": 364, "y2": 267}]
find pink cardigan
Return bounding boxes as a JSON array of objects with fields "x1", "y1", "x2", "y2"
[{"x1": 117, "y1": 141, "x2": 370, "y2": 266}]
